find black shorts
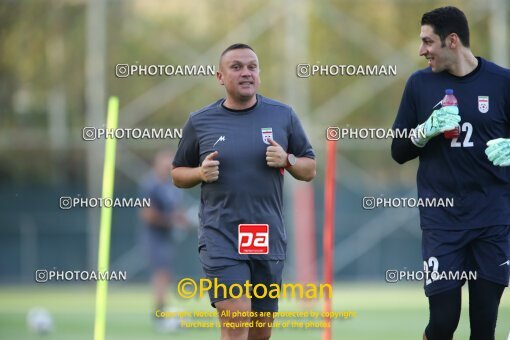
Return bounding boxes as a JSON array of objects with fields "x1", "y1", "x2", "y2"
[
  {"x1": 199, "y1": 246, "x2": 284, "y2": 312},
  {"x1": 422, "y1": 225, "x2": 510, "y2": 297}
]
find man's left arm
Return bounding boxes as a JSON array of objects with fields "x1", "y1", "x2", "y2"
[
  {"x1": 287, "y1": 156, "x2": 316, "y2": 181},
  {"x1": 266, "y1": 138, "x2": 316, "y2": 181},
  {"x1": 485, "y1": 138, "x2": 510, "y2": 166},
  {"x1": 485, "y1": 94, "x2": 510, "y2": 167}
]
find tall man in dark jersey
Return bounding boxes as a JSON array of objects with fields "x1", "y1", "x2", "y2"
[
  {"x1": 172, "y1": 43, "x2": 316, "y2": 340},
  {"x1": 392, "y1": 6, "x2": 510, "y2": 340}
]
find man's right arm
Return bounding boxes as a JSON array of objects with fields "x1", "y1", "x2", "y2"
[
  {"x1": 391, "y1": 76, "x2": 461, "y2": 164},
  {"x1": 391, "y1": 138, "x2": 422, "y2": 164},
  {"x1": 391, "y1": 78, "x2": 422, "y2": 164},
  {"x1": 392, "y1": 106, "x2": 460, "y2": 164},
  {"x1": 172, "y1": 116, "x2": 205, "y2": 188},
  {"x1": 391, "y1": 76, "x2": 423, "y2": 164},
  {"x1": 172, "y1": 151, "x2": 220, "y2": 188},
  {"x1": 171, "y1": 167, "x2": 203, "y2": 188}
]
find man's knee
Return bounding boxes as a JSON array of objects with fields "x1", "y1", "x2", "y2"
[
  {"x1": 216, "y1": 297, "x2": 251, "y2": 325},
  {"x1": 216, "y1": 297, "x2": 251, "y2": 339},
  {"x1": 425, "y1": 287, "x2": 461, "y2": 340},
  {"x1": 468, "y1": 278, "x2": 505, "y2": 340},
  {"x1": 425, "y1": 319, "x2": 458, "y2": 340}
]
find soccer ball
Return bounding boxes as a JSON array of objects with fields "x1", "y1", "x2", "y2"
[{"x1": 27, "y1": 307, "x2": 54, "y2": 334}]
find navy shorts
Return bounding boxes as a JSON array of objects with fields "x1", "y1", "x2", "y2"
[
  {"x1": 422, "y1": 225, "x2": 510, "y2": 297},
  {"x1": 199, "y1": 247, "x2": 284, "y2": 312}
]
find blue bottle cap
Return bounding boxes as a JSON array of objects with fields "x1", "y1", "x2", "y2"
[{"x1": 445, "y1": 89, "x2": 454, "y2": 95}]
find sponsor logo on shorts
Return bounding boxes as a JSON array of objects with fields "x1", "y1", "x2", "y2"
[
  {"x1": 238, "y1": 224, "x2": 269, "y2": 254},
  {"x1": 499, "y1": 259, "x2": 510, "y2": 266}
]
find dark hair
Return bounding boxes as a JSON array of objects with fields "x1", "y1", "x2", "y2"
[
  {"x1": 421, "y1": 6, "x2": 470, "y2": 47},
  {"x1": 220, "y1": 43, "x2": 255, "y2": 58}
]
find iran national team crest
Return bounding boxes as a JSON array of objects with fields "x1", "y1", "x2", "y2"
[
  {"x1": 261, "y1": 127, "x2": 273, "y2": 144},
  {"x1": 478, "y1": 96, "x2": 489, "y2": 113}
]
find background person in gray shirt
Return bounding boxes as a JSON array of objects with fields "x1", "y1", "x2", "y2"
[
  {"x1": 172, "y1": 43, "x2": 316, "y2": 340},
  {"x1": 139, "y1": 150, "x2": 187, "y2": 332}
]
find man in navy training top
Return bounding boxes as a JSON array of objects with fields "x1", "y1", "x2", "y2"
[
  {"x1": 172, "y1": 43, "x2": 316, "y2": 340},
  {"x1": 139, "y1": 150, "x2": 188, "y2": 332},
  {"x1": 392, "y1": 6, "x2": 510, "y2": 340}
]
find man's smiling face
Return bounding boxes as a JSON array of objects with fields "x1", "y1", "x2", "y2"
[
  {"x1": 419, "y1": 25, "x2": 453, "y2": 73},
  {"x1": 217, "y1": 48, "x2": 260, "y2": 103}
]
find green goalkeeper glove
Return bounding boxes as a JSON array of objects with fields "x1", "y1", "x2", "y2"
[
  {"x1": 485, "y1": 138, "x2": 510, "y2": 166},
  {"x1": 411, "y1": 106, "x2": 461, "y2": 147}
]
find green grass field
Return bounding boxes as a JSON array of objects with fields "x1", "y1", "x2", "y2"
[{"x1": 0, "y1": 283, "x2": 508, "y2": 340}]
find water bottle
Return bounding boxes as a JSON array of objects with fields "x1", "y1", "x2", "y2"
[{"x1": 442, "y1": 89, "x2": 460, "y2": 139}]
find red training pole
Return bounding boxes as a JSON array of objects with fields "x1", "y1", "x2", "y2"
[
  {"x1": 322, "y1": 139, "x2": 336, "y2": 340},
  {"x1": 294, "y1": 182, "x2": 317, "y2": 286}
]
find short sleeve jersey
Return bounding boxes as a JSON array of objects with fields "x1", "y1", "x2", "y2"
[
  {"x1": 139, "y1": 173, "x2": 183, "y2": 233},
  {"x1": 173, "y1": 94, "x2": 315, "y2": 260},
  {"x1": 393, "y1": 57, "x2": 510, "y2": 229}
]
